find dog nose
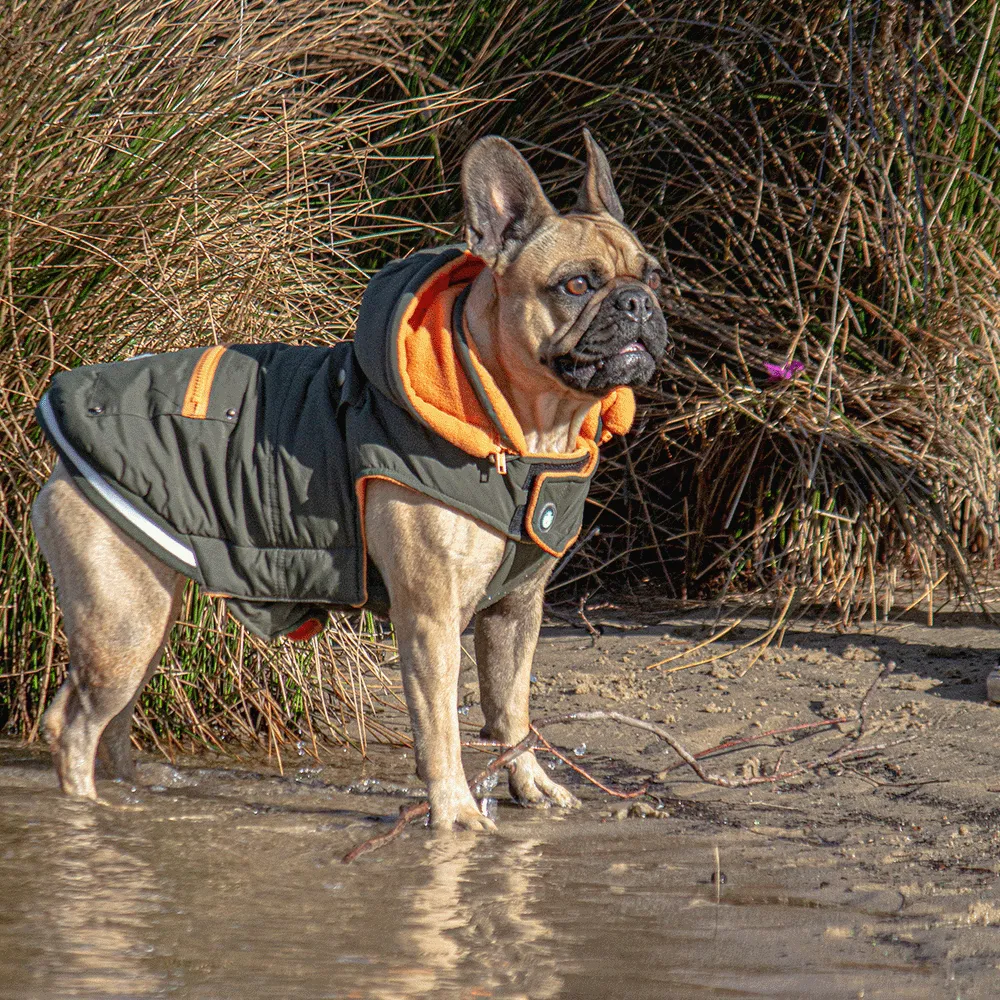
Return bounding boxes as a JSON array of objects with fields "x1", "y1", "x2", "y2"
[{"x1": 613, "y1": 286, "x2": 654, "y2": 323}]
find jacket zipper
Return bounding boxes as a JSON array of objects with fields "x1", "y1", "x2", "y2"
[{"x1": 493, "y1": 449, "x2": 508, "y2": 475}]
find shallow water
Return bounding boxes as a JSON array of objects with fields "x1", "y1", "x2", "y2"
[{"x1": 0, "y1": 742, "x2": 973, "y2": 999}]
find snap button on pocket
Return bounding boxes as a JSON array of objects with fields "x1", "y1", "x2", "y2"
[
  {"x1": 225, "y1": 408, "x2": 238, "y2": 420},
  {"x1": 87, "y1": 404, "x2": 104, "y2": 415},
  {"x1": 538, "y1": 502, "x2": 557, "y2": 532}
]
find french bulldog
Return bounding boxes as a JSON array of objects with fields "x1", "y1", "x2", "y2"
[{"x1": 31, "y1": 130, "x2": 668, "y2": 830}]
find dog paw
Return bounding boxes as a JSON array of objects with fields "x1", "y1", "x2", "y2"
[
  {"x1": 452, "y1": 805, "x2": 498, "y2": 833},
  {"x1": 428, "y1": 783, "x2": 498, "y2": 832},
  {"x1": 509, "y1": 753, "x2": 581, "y2": 810}
]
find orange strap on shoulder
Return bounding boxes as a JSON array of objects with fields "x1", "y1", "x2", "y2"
[{"x1": 182, "y1": 345, "x2": 227, "y2": 419}]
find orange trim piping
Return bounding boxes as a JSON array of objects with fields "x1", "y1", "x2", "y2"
[{"x1": 522, "y1": 449, "x2": 599, "y2": 557}]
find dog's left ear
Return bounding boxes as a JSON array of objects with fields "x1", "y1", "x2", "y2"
[
  {"x1": 462, "y1": 136, "x2": 555, "y2": 269},
  {"x1": 574, "y1": 129, "x2": 624, "y2": 222}
]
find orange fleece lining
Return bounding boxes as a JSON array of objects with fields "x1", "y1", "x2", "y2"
[{"x1": 395, "y1": 252, "x2": 636, "y2": 459}]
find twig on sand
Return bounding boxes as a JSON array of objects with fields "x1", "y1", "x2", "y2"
[
  {"x1": 341, "y1": 691, "x2": 908, "y2": 862},
  {"x1": 649, "y1": 659, "x2": 897, "y2": 784},
  {"x1": 825, "y1": 658, "x2": 897, "y2": 758},
  {"x1": 653, "y1": 716, "x2": 850, "y2": 779},
  {"x1": 531, "y1": 726, "x2": 651, "y2": 800},
  {"x1": 529, "y1": 711, "x2": 908, "y2": 788},
  {"x1": 543, "y1": 597, "x2": 603, "y2": 643},
  {"x1": 576, "y1": 596, "x2": 603, "y2": 644},
  {"x1": 855, "y1": 659, "x2": 896, "y2": 742}
]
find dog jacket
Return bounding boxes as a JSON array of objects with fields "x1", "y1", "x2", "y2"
[{"x1": 36, "y1": 246, "x2": 636, "y2": 640}]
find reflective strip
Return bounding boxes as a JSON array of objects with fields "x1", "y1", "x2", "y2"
[
  {"x1": 38, "y1": 393, "x2": 198, "y2": 568},
  {"x1": 181, "y1": 345, "x2": 227, "y2": 418}
]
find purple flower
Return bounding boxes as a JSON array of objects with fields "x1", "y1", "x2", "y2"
[{"x1": 764, "y1": 360, "x2": 805, "y2": 381}]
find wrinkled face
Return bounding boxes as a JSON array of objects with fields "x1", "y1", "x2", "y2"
[{"x1": 494, "y1": 213, "x2": 669, "y2": 397}]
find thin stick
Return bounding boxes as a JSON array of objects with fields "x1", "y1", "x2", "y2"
[
  {"x1": 856, "y1": 660, "x2": 896, "y2": 741},
  {"x1": 890, "y1": 573, "x2": 949, "y2": 620},
  {"x1": 649, "y1": 589, "x2": 796, "y2": 676},
  {"x1": 341, "y1": 735, "x2": 537, "y2": 863},
  {"x1": 714, "y1": 844, "x2": 722, "y2": 906},
  {"x1": 340, "y1": 801, "x2": 430, "y2": 865},
  {"x1": 532, "y1": 727, "x2": 650, "y2": 800},
  {"x1": 653, "y1": 717, "x2": 849, "y2": 779},
  {"x1": 531, "y1": 711, "x2": 901, "y2": 787},
  {"x1": 577, "y1": 595, "x2": 602, "y2": 643},
  {"x1": 644, "y1": 618, "x2": 744, "y2": 670},
  {"x1": 827, "y1": 659, "x2": 897, "y2": 758}
]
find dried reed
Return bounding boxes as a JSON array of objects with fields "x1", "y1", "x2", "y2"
[{"x1": 2, "y1": 1, "x2": 996, "y2": 749}]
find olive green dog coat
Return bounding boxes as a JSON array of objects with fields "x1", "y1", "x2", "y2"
[{"x1": 36, "y1": 247, "x2": 635, "y2": 640}]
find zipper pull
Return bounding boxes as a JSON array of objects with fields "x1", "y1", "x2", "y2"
[{"x1": 493, "y1": 449, "x2": 507, "y2": 475}]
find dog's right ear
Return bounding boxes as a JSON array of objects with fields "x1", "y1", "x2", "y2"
[{"x1": 462, "y1": 137, "x2": 554, "y2": 269}]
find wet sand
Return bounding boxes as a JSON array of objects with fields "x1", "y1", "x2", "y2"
[{"x1": 2, "y1": 609, "x2": 1000, "y2": 998}]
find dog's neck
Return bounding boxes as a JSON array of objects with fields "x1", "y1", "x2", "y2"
[{"x1": 464, "y1": 272, "x2": 594, "y2": 455}]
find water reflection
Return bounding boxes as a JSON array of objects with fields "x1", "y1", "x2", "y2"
[
  {"x1": 0, "y1": 750, "x2": 963, "y2": 1000},
  {"x1": 376, "y1": 835, "x2": 562, "y2": 999},
  {"x1": 11, "y1": 798, "x2": 166, "y2": 999}
]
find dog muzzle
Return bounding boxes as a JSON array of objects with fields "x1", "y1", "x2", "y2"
[{"x1": 551, "y1": 282, "x2": 669, "y2": 393}]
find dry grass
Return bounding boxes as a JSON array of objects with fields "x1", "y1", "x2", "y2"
[
  {"x1": 545, "y1": 2, "x2": 1000, "y2": 622},
  {"x1": 2, "y1": 1, "x2": 997, "y2": 749},
  {"x1": 0, "y1": 0, "x2": 460, "y2": 747}
]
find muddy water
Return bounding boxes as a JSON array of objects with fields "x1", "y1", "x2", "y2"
[{"x1": 0, "y1": 741, "x2": 974, "y2": 999}]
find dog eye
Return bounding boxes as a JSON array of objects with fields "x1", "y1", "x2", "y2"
[
  {"x1": 564, "y1": 276, "x2": 590, "y2": 296},
  {"x1": 646, "y1": 271, "x2": 662, "y2": 291}
]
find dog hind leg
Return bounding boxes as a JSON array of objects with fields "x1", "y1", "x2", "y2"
[
  {"x1": 32, "y1": 464, "x2": 183, "y2": 798},
  {"x1": 94, "y1": 641, "x2": 175, "y2": 783}
]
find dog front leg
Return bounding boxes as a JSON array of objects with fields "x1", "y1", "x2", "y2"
[
  {"x1": 392, "y1": 610, "x2": 495, "y2": 831},
  {"x1": 365, "y1": 480, "x2": 502, "y2": 832},
  {"x1": 475, "y1": 571, "x2": 581, "y2": 809}
]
